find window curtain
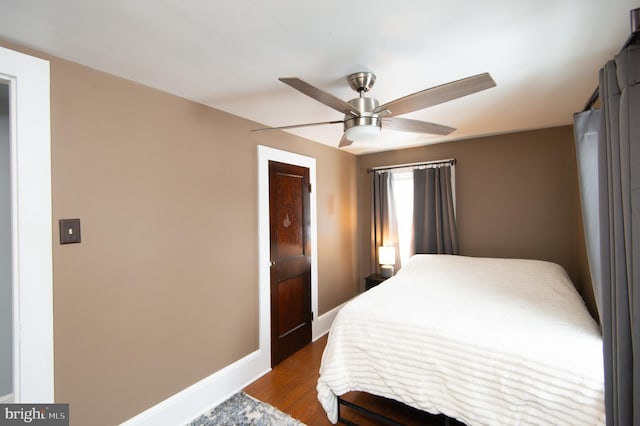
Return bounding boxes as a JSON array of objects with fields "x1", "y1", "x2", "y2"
[
  {"x1": 574, "y1": 108, "x2": 604, "y2": 318},
  {"x1": 371, "y1": 171, "x2": 400, "y2": 273},
  {"x1": 412, "y1": 166, "x2": 458, "y2": 255},
  {"x1": 573, "y1": 43, "x2": 640, "y2": 426}
]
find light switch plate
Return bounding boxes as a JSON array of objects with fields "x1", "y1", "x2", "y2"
[{"x1": 59, "y1": 219, "x2": 81, "y2": 244}]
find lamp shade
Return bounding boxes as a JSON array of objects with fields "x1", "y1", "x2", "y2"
[
  {"x1": 378, "y1": 246, "x2": 396, "y2": 265},
  {"x1": 344, "y1": 124, "x2": 381, "y2": 142}
]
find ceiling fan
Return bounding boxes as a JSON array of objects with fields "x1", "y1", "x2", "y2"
[{"x1": 253, "y1": 71, "x2": 496, "y2": 147}]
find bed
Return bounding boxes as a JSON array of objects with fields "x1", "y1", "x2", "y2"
[{"x1": 317, "y1": 255, "x2": 604, "y2": 425}]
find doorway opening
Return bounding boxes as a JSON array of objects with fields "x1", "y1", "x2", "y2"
[
  {"x1": 0, "y1": 82, "x2": 11, "y2": 402},
  {"x1": 0, "y1": 46, "x2": 53, "y2": 403},
  {"x1": 258, "y1": 146, "x2": 318, "y2": 369}
]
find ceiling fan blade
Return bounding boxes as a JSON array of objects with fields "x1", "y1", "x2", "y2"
[
  {"x1": 384, "y1": 117, "x2": 455, "y2": 135},
  {"x1": 252, "y1": 120, "x2": 344, "y2": 132},
  {"x1": 374, "y1": 72, "x2": 496, "y2": 117},
  {"x1": 279, "y1": 77, "x2": 360, "y2": 117},
  {"x1": 338, "y1": 134, "x2": 354, "y2": 147}
]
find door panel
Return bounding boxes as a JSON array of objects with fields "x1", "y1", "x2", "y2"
[
  {"x1": 277, "y1": 276, "x2": 306, "y2": 338},
  {"x1": 273, "y1": 169, "x2": 304, "y2": 258},
  {"x1": 269, "y1": 161, "x2": 311, "y2": 366}
]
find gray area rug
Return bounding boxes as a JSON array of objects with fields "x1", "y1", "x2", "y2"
[{"x1": 187, "y1": 392, "x2": 306, "y2": 426}]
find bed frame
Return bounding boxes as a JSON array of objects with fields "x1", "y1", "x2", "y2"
[{"x1": 337, "y1": 395, "x2": 454, "y2": 426}]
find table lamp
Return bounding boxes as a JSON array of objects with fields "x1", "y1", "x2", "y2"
[{"x1": 378, "y1": 246, "x2": 396, "y2": 278}]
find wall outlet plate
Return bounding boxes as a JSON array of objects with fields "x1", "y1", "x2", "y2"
[{"x1": 59, "y1": 219, "x2": 81, "y2": 244}]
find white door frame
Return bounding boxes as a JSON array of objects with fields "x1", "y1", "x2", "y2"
[
  {"x1": 0, "y1": 46, "x2": 53, "y2": 402},
  {"x1": 257, "y1": 145, "x2": 318, "y2": 370}
]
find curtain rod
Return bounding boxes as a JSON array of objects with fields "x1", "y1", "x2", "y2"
[
  {"x1": 583, "y1": 9, "x2": 640, "y2": 112},
  {"x1": 367, "y1": 158, "x2": 455, "y2": 173}
]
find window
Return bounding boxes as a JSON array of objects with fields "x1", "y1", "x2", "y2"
[
  {"x1": 372, "y1": 160, "x2": 457, "y2": 273},
  {"x1": 387, "y1": 163, "x2": 457, "y2": 267},
  {"x1": 391, "y1": 170, "x2": 413, "y2": 266}
]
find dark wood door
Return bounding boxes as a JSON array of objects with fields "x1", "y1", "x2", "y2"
[{"x1": 269, "y1": 161, "x2": 312, "y2": 367}]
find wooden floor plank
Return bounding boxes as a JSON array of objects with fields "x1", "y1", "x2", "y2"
[{"x1": 244, "y1": 334, "x2": 464, "y2": 426}]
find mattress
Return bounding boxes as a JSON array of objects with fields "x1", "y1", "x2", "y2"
[{"x1": 317, "y1": 255, "x2": 604, "y2": 425}]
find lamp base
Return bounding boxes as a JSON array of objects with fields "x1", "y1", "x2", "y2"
[{"x1": 380, "y1": 265, "x2": 394, "y2": 278}]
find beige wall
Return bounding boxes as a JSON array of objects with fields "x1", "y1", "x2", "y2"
[
  {"x1": 2, "y1": 41, "x2": 358, "y2": 425},
  {"x1": 357, "y1": 127, "x2": 596, "y2": 317}
]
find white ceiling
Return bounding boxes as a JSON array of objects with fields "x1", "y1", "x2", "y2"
[{"x1": 0, "y1": 0, "x2": 638, "y2": 154}]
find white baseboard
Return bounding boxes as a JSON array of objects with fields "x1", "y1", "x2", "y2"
[
  {"x1": 120, "y1": 349, "x2": 269, "y2": 426},
  {"x1": 0, "y1": 393, "x2": 13, "y2": 403},
  {"x1": 121, "y1": 303, "x2": 345, "y2": 426},
  {"x1": 313, "y1": 302, "x2": 345, "y2": 341}
]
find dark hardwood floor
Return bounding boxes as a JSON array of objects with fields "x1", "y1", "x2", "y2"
[{"x1": 244, "y1": 334, "x2": 464, "y2": 426}]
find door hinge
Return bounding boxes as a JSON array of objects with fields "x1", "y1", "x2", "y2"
[
  {"x1": 311, "y1": 311, "x2": 314, "y2": 320},
  {"x1": 308, "y1": 183, "x2": 312, "y2": 193}
]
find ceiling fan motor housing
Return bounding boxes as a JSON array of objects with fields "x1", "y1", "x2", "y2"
[{"x1": 344, "y1": 97, "x2": 382, "y2": 132}]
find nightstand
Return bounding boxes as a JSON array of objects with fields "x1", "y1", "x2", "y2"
[{"x1": 365, "y1": 273, "x2": 388, "y2": 291}]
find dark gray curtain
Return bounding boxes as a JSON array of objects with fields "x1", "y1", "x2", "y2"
[
  {"x1": 413, "y1": 166, "x2": 458, "y2": 255},
  {"x1": 574, "y1": 43, "x2": 640, "y2": 426},
  {"x1": 371, "y1": 171, "x2": 400, "y2": 273}
]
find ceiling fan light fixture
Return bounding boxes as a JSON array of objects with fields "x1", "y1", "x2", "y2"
[
  {"x1": 344, "y1": 115, "x2": 382, "y2": 142},
  {"x1": 345, "y1": 123, "x2": 381, "y2": 142}
]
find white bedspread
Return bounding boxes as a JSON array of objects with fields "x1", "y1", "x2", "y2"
[{"x1": 317, "y1": 255, "x2": 604, "y2": 425}]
